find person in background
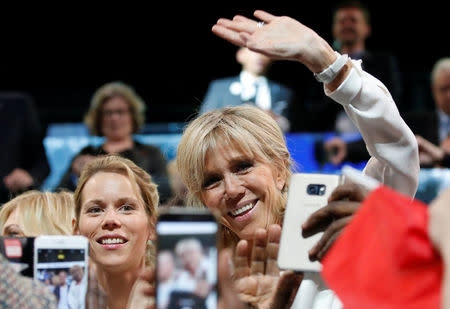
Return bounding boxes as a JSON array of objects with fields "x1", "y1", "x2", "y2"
[
  {"x1": 410, "y1": 58, "x2": 450, "y2": 167},
  {"x1": 68, "y1": 265, "x2": 87, "y2": 309},
  {"x1": 199, "y1": 47, "x2": 294, "y2": 132},
  {"x1": 307, "y1": 1, "x2": 404, "y2": 165},
  {"x1": 156, "y1": 250, "x2": 176, "y2": 309},
  {"x1": 57, "y1": 81, "x2": 171, "y2": 204},
  {"x1": 57, "y1": 270, "x2": 70, "y2": 309},
  {"x1": 0, "y1": 92, "x2": 50, "y2": 205}
]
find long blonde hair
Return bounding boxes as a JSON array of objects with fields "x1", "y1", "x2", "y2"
[{"x1": 0, "y1": 190, "x2": 75, "y2": 236}]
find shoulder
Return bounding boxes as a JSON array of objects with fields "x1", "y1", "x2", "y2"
[
  {"x1": 268, "y1": 79, "x2": 294, "y2": 93},
  {"x1": 209, "y1": 76, "x2": 239, "y2": 86},
  {"x1": 363, "y1": 50, "x2": 399, "y2": 64},
  {"x1": 134, "y1": 141, "x2": 163, "y2": 154}
]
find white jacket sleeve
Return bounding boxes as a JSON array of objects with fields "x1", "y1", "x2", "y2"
[{"x1": 324, "y1": 59, "x2": 419, "y2": 197}]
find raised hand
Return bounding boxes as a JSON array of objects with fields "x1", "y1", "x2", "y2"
[
  {"x1": 212, "y1": 10, "x2": 336, "y2": 74},
  {"x1": 233, "y1": 224, "x2": 303, "y2": 309}
]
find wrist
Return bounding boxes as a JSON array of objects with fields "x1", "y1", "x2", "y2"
[{"x1": 314, "y1": 51, "x2": 349, "y2": 84}]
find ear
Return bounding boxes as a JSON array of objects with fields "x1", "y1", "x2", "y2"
[
  {"x1": 72, "y1": 218, "x2": 79, "y2": 235},
  {"x1": 275, "y1": 171, "x2": 287, "y2": 191}
]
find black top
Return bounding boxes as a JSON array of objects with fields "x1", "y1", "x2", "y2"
[
  {"x1": 57, "y1": 141, "x2": 172, "y2": 204},
  {"x1": 0, "y1": 93, "x2": 50, "y2": 204}
]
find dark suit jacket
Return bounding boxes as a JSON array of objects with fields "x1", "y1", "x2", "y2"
[
  {"x1": 297, "y1": 50, "x2": 404, "y2": 133},
  {"x1": 0, "y1": 93, "x2": 50, "y2": 204},
  {"x1": 199, "y1": 75, "x2": 294, "y2": 121},
  {"x1": 403, "y1": 110, "x2": 439, "y2": 145}
]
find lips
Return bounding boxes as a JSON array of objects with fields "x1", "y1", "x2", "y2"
[
  {"x1": 228, "y1": 200, "x2": 258, "y2": 218},
  {"x1": 97, "y1": 235, "x2": 128, "y2": 246}
]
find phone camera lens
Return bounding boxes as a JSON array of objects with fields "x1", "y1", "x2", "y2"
[{"x1": 307, "y1": 184, "x2": 326, "y2": 196}]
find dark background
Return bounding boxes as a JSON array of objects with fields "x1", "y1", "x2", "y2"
[{"x1": 0, "y1": 3, "x2": 447, "y2": 132}]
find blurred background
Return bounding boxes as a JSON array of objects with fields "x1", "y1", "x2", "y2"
[{"x1": 0, "y1": 2, "x2": 446, "y2": 131}]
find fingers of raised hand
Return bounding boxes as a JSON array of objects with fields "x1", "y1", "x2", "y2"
[
  {"x1": 233, "y1": 240, "x2": 251, "y2": 279},
  {"x1": 265, "y1": 224, "x2": 281, "y2": 276},
  {"x1": 253, "y1": 10, "x2": 277, "y2": 23},
  {"x1": 212, "y1": 24, "x2": 247, "y2": 47},
  {"x1": 250, "y1": 229, "x2": 268, "y2": 275}
]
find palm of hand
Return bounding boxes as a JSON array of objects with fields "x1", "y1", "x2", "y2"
[
  {"x1": 234, "y1": 273, "x2": 279, "y2": 308},
  {"x1": 231, "y1": 225, "x2": 302, "y2": 309}
]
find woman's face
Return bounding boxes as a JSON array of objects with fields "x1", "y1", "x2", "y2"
[
  {"x1": 2, "y1": 208, "x2": 25, "y2": 237},
  {"x1": 76, "y1": 171, "x2": 151, "y2": 272},
  {"x1": 199, "y1": 144, "x2": 285, "y2": 240},
  {"x1": 101, "y1": 96, "x2": 133, "y2": 141}
]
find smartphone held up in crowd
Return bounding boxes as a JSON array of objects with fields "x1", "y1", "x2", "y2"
[
  {"x1": 34, "y1": 235, "x2": 89, "y2": 309},
  {"x1": 278, "y1": 173, "x2": 344, "y2": 272},
  {"x1": 156, "y1": 207, "x2": 218, "y2": 309}
]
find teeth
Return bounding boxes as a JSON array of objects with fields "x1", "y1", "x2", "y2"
[
  {"x1": 230, "y1": 203, "x2": 254, "y2": 216},
  {"x1": 101, "y1": 238, "x2": 124, "y2": 244}
]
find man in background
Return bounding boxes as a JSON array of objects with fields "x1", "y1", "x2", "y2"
[{"x1": 199, "y1": 47, "x2": 294, "y2": 132}]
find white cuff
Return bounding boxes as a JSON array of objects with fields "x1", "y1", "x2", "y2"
[{"x1": 314, "y1": 51, "x2": 349, "y2": 84}]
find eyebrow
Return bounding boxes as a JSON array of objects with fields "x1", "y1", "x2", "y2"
[
  {"x1": 203, "y1": 156, "x2": 254, "y2": 176},
  {"x1": 82, "y1": 197, "x2": 140, "y2": 207},
  {"x1": 3, "y1": 224, "x2": 25, "y2": 235}
]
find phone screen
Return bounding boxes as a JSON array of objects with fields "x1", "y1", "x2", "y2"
[
  {"x1": 35, "y1": 243, "x2": 88, "y2": 309},
  {"x1": 156, "y1": 217, "x2": 218, "y2": 309}
]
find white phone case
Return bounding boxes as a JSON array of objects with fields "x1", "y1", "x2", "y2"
[
  {"x1": 33, "y1": 235, "x2": 89, "y2": 280},
  {"x1": 278, "y1": 173, "x2": 343, "y2": 272}
]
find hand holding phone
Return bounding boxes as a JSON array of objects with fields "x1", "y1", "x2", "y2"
[{"x1": 302, "y1": 181, "x2": 366, "y2": 262}]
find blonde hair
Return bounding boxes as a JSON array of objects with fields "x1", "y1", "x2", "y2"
[
  {"x1": 0, "y1": 190, "x2": 75, "y2": 236},
  {"x1": 177, "y1": 105, "x2": 293, "y2": 245},
  {"x1": 73, "y1": 155, "x2": 158, "y2": 266},
  {"x1": 84, "y1": 81, "x2": 146, "y2": 136}
]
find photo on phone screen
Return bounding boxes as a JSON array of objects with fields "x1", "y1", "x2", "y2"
[
  {"x1": 156, "y1": 208, "x2": 218, "y2": 309},
  {"x1": 34, "y1": 235, "x2": 89, "y2": 309}
]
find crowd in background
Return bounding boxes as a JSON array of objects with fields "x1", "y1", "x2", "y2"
[{"x1": 0, "y1": 1, "x2": 449, "y2": 309}]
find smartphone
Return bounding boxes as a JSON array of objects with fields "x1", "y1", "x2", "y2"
[
  {"x1": 0, "y1": 236, "x2": 35, "y2": 277},
  {"x1": 156, "y1": 207, "x2": 218, "y2": 309},
  {"x1": 278, "y1": 173, "x2": 344, "y2": 272},
  {"x1": 34, "y1": 235, "x2": 89, "y2": 309}
]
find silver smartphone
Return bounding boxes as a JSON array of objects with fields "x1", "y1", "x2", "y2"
[
  {"x1": 278, "y1": 173, "x2": 343, "y2": 272},
  {"x1": 156, "y1": 207, "x2": 218, "y2": 309},
  {"x1": 34, "y1": 235, "x2": 89, "y2": 309}
]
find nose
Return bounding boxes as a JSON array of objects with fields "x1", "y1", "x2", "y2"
[
  {"x1": 101, "y1": 209, "x2": 121, "y2": 230},
  {"x1": 223, "y1": 174, "x2": 244, "y2": 200}
]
